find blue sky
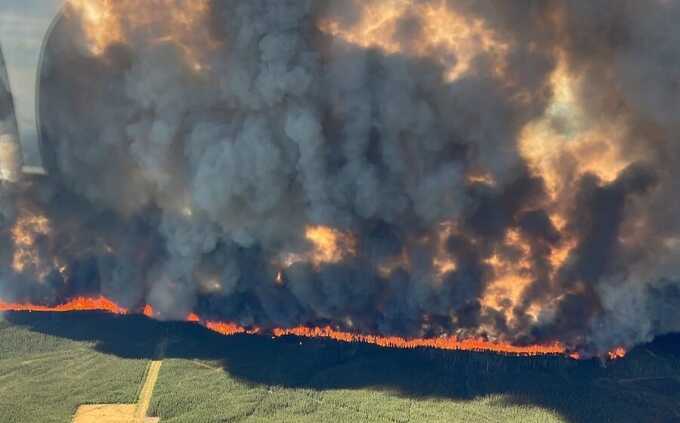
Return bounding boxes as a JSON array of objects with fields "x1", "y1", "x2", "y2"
[{"x1": 0, "y1": 0, "x2": 63, "y2": 166}]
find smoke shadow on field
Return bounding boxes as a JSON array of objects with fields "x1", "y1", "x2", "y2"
[{"x1": 5, "y1": 311, "x2": 680, "y2": 423}]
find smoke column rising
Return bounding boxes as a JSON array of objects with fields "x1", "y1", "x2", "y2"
[{"x1": 2, "y1": 0, "x2": 680, "y2": 357}]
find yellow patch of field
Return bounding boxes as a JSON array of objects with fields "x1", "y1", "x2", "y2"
[
  {"x1": 135, "y1": 360, "x2": 162, "y2": 420},
  {"x1": 72, "y1": 341, "x2": 165, "y2": 422},
  {"x1": 73, "y1": 404, "x2": 137, "y2": 423}
]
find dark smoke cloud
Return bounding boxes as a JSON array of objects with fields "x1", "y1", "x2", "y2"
[{"x1": 1, "y1": 0, "x2": 679, "y2": 357}]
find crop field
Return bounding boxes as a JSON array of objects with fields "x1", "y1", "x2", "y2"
[
  {"x1": 0, "y1": 314, "x2": 151, "y2": 423},
  {"x1": 1, "y1": 312, "x2": 679, "y2": 423}
]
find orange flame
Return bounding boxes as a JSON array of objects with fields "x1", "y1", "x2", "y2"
[
  {"x1": 0, "y1": 296, "x2": 629, "y2": 360},
  {"x1": 569, "y1": 352, "x2": 582, "y2": 360},
  {"x1": 280, "y1": 225, "x2": 357, "y2": 269},
  {"x1": 272, "y1": 326, "x2": 565, "y2": 356},
  {"x1": 519, "y1": 51, "x2": 634, "y2": 198},
  {"x1": 67, "y1": 0, "x2": 217, "y2": 71},
  {"x1": 432, "y1": 222, "x2": 459, "y2": 278},
  {"x1": 0, "y1": 297, "x2": 127, "y2": 314},
  {"x1": 143, "y1": 304, "x2": 155, "y2": 318},
  {"x1": 319, "y1": 0, "x2": 509, "y2": 82},
  {"x1": 204, "y1": 321, "x2": 259, "y2": 337},
  {"x1": 480, "y1": 229, "x2": 537, "y2": 324},
  {"x1": 10, "y1": 212, "x2": 51, "y2": 277},
  {"x1": 608, "y1": 347, "x2": 626, "y2": 360}
]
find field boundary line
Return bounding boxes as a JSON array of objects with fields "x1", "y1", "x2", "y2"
[{"x1": 134, "y1": 338, "x2": 167, "y2": 421}]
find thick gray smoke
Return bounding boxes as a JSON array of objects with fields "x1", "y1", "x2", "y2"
[{"x1": 2, "y1": 0, "x2": 680, "y2": 356}]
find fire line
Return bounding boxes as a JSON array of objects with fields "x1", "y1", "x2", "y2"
[{"x1": 0, "y1": 296, "x2": 625, "y2": 360}]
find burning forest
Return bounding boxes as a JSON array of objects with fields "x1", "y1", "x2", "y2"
[{"x1": 1, "y1": 0, "x2": 680, "y2": 360}]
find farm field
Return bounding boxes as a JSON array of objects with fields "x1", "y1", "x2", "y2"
[
  {"x1": 1, "y1": 312, "x2": 679, "y2": 423},
  {"x1": 0, "y1": 314, "x2": 152, "y2": 423}
]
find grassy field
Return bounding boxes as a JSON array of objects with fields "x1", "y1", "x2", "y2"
[
  {"x1": 2, "y1": 312, "x2": 680, "y2": 423},
  {"x1": 150, "y1": 358, "x2": 564, "y2": 422},
  {"x1": 0, "y1": 314, "x2": 152, "y2": 423},
  {"x1": 149, "y1": 324, "x2": 680, "y2": 423}
]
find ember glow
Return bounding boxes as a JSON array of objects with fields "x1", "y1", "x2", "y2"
[
  {"x1": 142, "y1": 304, "x2": 156, "y2": 318},
  {"x1": 608, "y1": 347, "x2": 627, "y2": 360}
]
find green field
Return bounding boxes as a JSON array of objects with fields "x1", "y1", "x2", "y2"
[
  {"x1": 1, "y1": 312, "x2": 679, "y2": 423},
  {"x1": 0, "y1": 315, "x2": 151, "y2": 423}
]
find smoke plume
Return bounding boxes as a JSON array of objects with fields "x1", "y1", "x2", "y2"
[{"x1": 2, "y1": 0, "x2": 680, "y2": 357}]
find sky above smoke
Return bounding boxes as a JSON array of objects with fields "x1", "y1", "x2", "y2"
[
  {"x1": 0, "y1": 0, "x2": 62, "y2": 165},
  {"x1": 2, "y1": 0, "x2": 680, "y2": 357}
]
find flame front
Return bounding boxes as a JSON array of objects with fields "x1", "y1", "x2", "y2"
[
  {"x1": 0, "y1": 297, "x2": 575, "y2": 358},
  {"x1": 0, "y1": 297, "x2": 127, "y2": 314}
]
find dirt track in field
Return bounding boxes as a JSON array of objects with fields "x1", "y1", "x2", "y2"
[
  {"x1": 72, "y1": 340, "x2": 166, "y2": 423},
  {"x1": 135, "y1": 359, "x2": 162, "y2": 421}
]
